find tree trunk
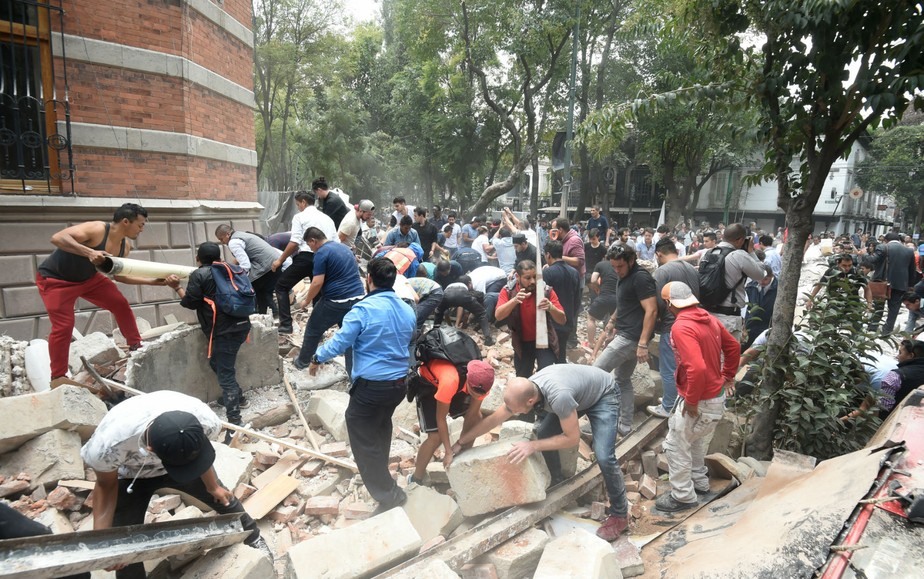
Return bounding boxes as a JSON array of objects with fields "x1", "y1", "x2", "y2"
[{"x1": 469, "y1": 146, "x2": 534, "y2": 218}]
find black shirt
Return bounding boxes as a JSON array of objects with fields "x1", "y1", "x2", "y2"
[
  {"x1": 320, "y1": 194, "x2": 349, "y2": 229},
  {"x1": 615, "y1": 263, "x2": 656, "y2": 341},
  {"x1": 584, "y1": 242, "x2": 607, "y2": 279},
  {"x1": 515, "y1": 243, "x2": 544, "y2": 268},
  {"x1": 413, "y1": 221, "x2": 440, "y2": 260},
  {"x1": 594, "y1": 260, "x2": 619, "y2": 297},
  {"x1": 544, "y1": 261, "x2": 581, "y2": 331}
]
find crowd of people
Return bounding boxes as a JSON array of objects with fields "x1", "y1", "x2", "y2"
[{"x1": 24, "y1": 187, "x2": 924, "y2": 565}]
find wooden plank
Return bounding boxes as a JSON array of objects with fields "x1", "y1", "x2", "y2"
[
  {"x1": 243, "y1": 475, "x2": 300, "y2": 520},
  {"x1": 58, "y1": 480, "x2": 95, "y2": 491},
  {"x1": 251, "y1": 455, "x2": 305, "y2": 490}
]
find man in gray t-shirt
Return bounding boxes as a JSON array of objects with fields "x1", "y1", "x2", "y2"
[{"x1": 453, "y1": 364, "x2": 630, "y2": 543}]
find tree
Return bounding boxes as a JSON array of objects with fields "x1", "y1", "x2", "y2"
[
  {"x1": 856, "y1": 124, "x2": 924, "y2": 233},
  {"x1": 582, "y1": 0, "x2": 924, "y2": 458}
]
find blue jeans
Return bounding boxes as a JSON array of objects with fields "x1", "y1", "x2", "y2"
[
  {"x1": 209, "y1": 331, "x2": 248, "y2": 424},
  {"x1": 415, "y1": 289, "x2": 444, "y2": 329},
  {"x1": 593, "y1": 334, "x2": 638, "y2": 433},
  {"x1": 296, "y1": 298, "x2": 358, "y2": 374},
  {"x1": 905, "y1": 308, "x2": 921, "y2": 333},
  {"x1": 658, "y1": 329, "x2": 678, "y2": 412},
  {"x1": 535, "y1": 386, "x2": 628, "y2": 518}
]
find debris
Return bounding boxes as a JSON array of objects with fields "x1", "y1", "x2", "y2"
[
  {"x1": 402, "y1": 484, "x2": 464, "y2": 542},
  {"x1": 459, "y1": 563, "x2": 499, "y2": 578},
  {"x1": 320, "y1": 441, "x2": 349, "y2": 458},
  {"x1": 248, "y1": 404, "x2": 295, "y2": 430},
  {"x1": 390, "y1": 558, "x2": 460, "y2": 578},
  {"x1": 68, "y1": 332, "x2": 122, "y2": 375},
  {"x1": 0, "y1": 479, "x2": 30, "y2": 498},
  {"x1": 1, "y1": 429, "x2": 84, "y2": 491},
  {"x1": 284, "y1": 507, "x2": 422, "y2": 579},
  {"x1": 251, "y1": 453, "x2": 303, "y2": 490},
  {"x1": 498, "y1": 421, "x2": 534, "y2": 440},
  {"x1": 177, "y1": 542, "x2": 274, "y2": 578},
  {"x1": 149, "y1": 494, "x2": 183, "y2": 515},
  {"x1": 283, "y1": 374, "x2": 323, "y2": 450},
  {"x1": 448, "y1": 437, "x2": 551, "y2": 517},
  {"x1": 639, "y1": 474, "x2": 657, "y2": 500},
  {"x1": 705, "y1": 453, "x2": 751, "y2": 481},
  {"x1": 641, "y1": 451, "x2": 659, "y2": 478},
  {"x1": 533, "y1": 529, "x2": 622, "y2": 579},
  {"x1": 46, "y1": 486, "x2": 81, "y2": 511},
  {"x1": 479, "y1": 527, "x2": 549, "y2": 579},
  {"x1": 0, "y1": 384, "x2": 107, "y2": 454},
  {"x1": 213, "y1": 442, "x2": 255, "y2": 490},
  {"x1": 342, "y1": 502, "x2": 375, "y2": 520},
  {"x1": 612, "y1": 535, "x2": 644, "y2": 577},
  {"x1": 738, "y1": 456, "x2": 768, "y2": 477},
  {"x1": 243, "y1": 475, "x2": 300, "y2": 520},
  {"x1": 306, "y1": 390, "x2": 351, "y2": 442},
  {"x1": 304, "y1": 496, "x2": 340, "y2": 516}
]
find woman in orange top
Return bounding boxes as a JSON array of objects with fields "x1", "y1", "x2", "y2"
[{"x1": 408, "y1": 359, "x2": 495, "y2": 485}]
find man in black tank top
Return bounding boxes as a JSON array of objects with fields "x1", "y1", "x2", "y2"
[{"x1": 36, "y1": 203, "x2": 167, "y2": 384}]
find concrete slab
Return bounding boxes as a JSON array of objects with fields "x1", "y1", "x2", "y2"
[
  {"x1": 68, "y1": 332, "x2": 123, "y2": 375},
  {"x1": 212, "y1": 442, "x2": 254, "y2": 490},
  {"x1": 125, "y1": 321, "x2": 281, "y2": 403},
  {"x1": 179, "y1": 542, "x2": 273, "y2": 579},
  {"x1": 401, "y1": 484, "x2": 464, "y2": 542},
  {"x1": 481, "y1": 527, "x2": 549, "y2": 579},
  {"x1": 390, "y1": 558, "x2": 460, "y2": 578},
  {"x1": 0, "y1": 384, "x2": 107, "y2": 454},
  {"x1": 305, "y1": 390, "x2": 350, "y2": 442},
  {"x1": 284, "y1": 507, "x2": 422, "y2": 578},
  {"x1": 0, "y1": 429, "x2": 84, "y2": 490},
  {"x1": 533, "y1": 529, "x2": 622, "y2": 579},
  {"x1": 447, "y1": 437, "x2": 550, "y2": 517}
]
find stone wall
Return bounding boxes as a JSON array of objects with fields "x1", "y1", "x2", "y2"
[{"x1": 0, "y1": 197, "x2": 263, "y2": 341}]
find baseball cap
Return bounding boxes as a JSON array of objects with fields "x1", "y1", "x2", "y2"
[
  {"x1": 465, "y1": 360, "x2": 495, "y2": 399},
  {"x1": 147, "y1": 411, "x2": 215, "y2": 483},
  {"x1": 661, "y1": 281, "x2": 700, "y2": 309},
  {"x1": 358, "y1": 199, "x2": 375, "y2": 212}
]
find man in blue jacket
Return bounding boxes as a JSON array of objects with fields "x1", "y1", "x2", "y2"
[{"x1": 308, "y1": 258, "x2": 416, "y2": 514}]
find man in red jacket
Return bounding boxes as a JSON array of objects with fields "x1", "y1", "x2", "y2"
[{"x1": 656, "y1": 281, "x2": 740, "y2": 512}]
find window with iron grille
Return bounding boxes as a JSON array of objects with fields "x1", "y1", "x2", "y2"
[{"x1": 0, "y1": 0, "x2": 73, "y2": 194}]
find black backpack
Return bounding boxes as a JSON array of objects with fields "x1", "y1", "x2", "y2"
[
  {"x1": 698, "y1": 246, "x2": 738, "y2": 308},
  {"x1": 408, "y1": 326, "x2": 482, "y2": 401},
  {"x1": 209, "y1": 262, "x2": 257, "y2": 318}
]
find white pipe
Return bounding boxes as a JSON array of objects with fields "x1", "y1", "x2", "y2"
[{"x1": 99, "y1": 256, "x2": 196, "y2": 279}]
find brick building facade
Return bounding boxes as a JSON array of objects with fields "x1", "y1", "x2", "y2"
[{"x1": 0, "y1": 0, "x2": 262, "y2": 340}]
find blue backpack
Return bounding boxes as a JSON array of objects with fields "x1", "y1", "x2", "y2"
[{"x1": 209, "y1": 262, "x2": 256, "y2": 318}]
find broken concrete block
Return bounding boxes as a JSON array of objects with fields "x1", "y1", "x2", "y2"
[
  {"x1": 149, "y1": 494, "x2": 183, "y2": 514},
  {"x1": 534, "y1": 529, "x2": 622, "y2": 579},
  {"x1": 481, "y1": 527, "x2": 549, "y2": 579},
  {"x1": 269, "y1": 504, "x2": 301, "y2": 523},
  {"x1": 285, "y1": 507, "x2": 422, "y2": 578},
  {"x1": 657, "y1": 453, "x2": 669, "y2": 473},
  {"x1": 630, "y1": 365, "x2": 657, "y2": 409},
  {"x1": 391, "y1": 558, "x2": 460, "y2": 578},
  {"x1": 112, "y1": 318, "x2": 153, "y2": 346},
  {"x1": 612, "y1": 535, "x2": 644, "y2": 577},
  {"x1": 213, "y1": 442, "x2": 255, "y2": 490},
  {"x1": 641, "y1": 451, "x2": 658, "y2": 478},
  {"x1": 499, "y1": 421, "x2": 535, "y2": 440},
  {"x1": 705, "y1": 453, "x2": 752, "y2": 481},
  {"x1": 298, "y1": 470, "x2": 344, "y2": 498},
  {"x1": 306, "y1": 390, "x2": 350, "y2": 442},
  {"x1": 479, "y1": 379, "x2": 506, "y2": 416},
  {"x1": 34, "y1": 507, "x2": 74, "y2": 534},
  {"x1": 172, "y1": 505, "x2": 205, "y2": 521},
  {"x1": 320, "y1": 441, "x2": 349, "y2": 458},
  {"x1": 254, "y1": 449, "x2": 280, "y2": 466},
  {"x1": 68, "y1": 332, "x2": 122, "y2": 375},
  {"x1": 125, "y1": 323, "x2": 281, "y2": 403},
  {"x1": 179, "y1": 542, "x2": 273, "y2": 579},
  {"x1": 738, "y1": 456, "x2": 768, "y2": 477},
  {"x1": 460, "y1": 563, "x2": 499, "y2": 578},
  {"x1": 0, "y1": 429, "x2": 84, "y2": 490},
  {"x1": 426, "y1": 462, "x2": 450, "y2": 484},
  {"x1": 639, "y1": 474, "x2": 657, "y2": 500},
  {"x1": 0, "y1": 385, "x2": 107, "y2": 454},
  {"x1": 402, "y1": 484, "x2": 464, "y2": 542},
  {"x1": 0, "y1": 479, "x2": 30, "y2": 498},
  {"x1": 705, "y1": 411, "x2": 737, "y2": 456},
  {"x1": 558, "y1": 445, "x2": 578, "y2": 479},
  {"x1": 304, "y1": 495, "x2": 340, "y2": 516},
  {"x1": 299, "y1": 460, "x2": 323, "y2": 477},
  {"x1": 624, "y1": 480, "x2": 639, "y2": 493},
  {"x1": 447, "y1": 437, "x2": 550, "y2": 517},
  {"x1": 46, "y1": 486, "x2": 80, "y2": 511},
  {"x1": 342, "y1": 501, "x2": 375, "y2": 520}
]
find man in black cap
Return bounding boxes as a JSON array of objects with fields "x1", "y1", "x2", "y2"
[{"x1": 81, "y1": 391, "x2": 267, "y2": 577}]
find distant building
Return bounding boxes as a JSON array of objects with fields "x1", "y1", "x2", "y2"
[{"x1": 0, "y1": 0, "x2": 261, "y2": 339}]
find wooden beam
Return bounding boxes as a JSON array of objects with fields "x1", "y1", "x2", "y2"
[
  {"x1": 243, "y1": 475, "x2": 300, "y2": 520},
  {"x1": 283, "y1": 374, "x2": 323, "y2": 451},
  {"x1": 251, "y1": 454, "x2": 305, "y2": 490}
]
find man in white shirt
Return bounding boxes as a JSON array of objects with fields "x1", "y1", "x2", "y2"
[
  {"x1": 338, "y1": 199, "x2": 376, "y2": 249},
  {"x1": 391, "y1": 196, "x2": 415, "y2": 227},
  {"x1": 81, "y1": 391, "x2": 268, "y2": 576},
  {"x1": 272, "y1": 190, "x2": 338, "y2": 334}
]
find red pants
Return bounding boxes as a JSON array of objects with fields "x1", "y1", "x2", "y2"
[{"x1": 35, "y1": 273, "x2": 141, "y2": 378}]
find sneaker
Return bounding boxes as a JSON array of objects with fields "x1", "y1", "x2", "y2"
[
  {"x1": 695, "y1": 486, "x2": 711, "y2": 495},
  {"x1": 596, "y1": 515, "x2": 629, "y2": 541},
  {"x1": 646, "y1": 405, "x2": 671, "y2": 419},
  {"x1": 655, "y1": 493, "x2": 698, "y2": 512},
  {"x1": 293, "y1": 358, "x2": 310, "y2": 371},
  {"x1": 217, "y1": 395, "x2": 249, "y2": 409},
  {"x1": 277, "y1": 326, "x2": 293, "y2": 335},
  {"x1": 484, "y1": 336, "x2": 496, "y2": 346},
  {"x1": 371, "y1": 489, "x2": 408, "y2": 517},
  {"x1": 247, "y1": 536, "x2": 273, "y2": 561},
  {"x1": 617, "y1": 425, "x2": 632, "y2": 437}
]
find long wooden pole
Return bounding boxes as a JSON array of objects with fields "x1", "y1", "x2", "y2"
[
  {"x1": 81, "y1": 357, "x2": 357, "y2": 471},
  {"x1": 283, "y1": 374, "x2": 323, "y2": 451}
]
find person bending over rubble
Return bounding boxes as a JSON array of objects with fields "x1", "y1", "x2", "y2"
[
  {"x1": 80, "y1": 391, "x2": 269, "y2": 578},
  {"x1": 36, "y1": 203, "x2": 166, "y2": 387},
  {"x1": 308, "y1": 257, "x2": 417, "y2": 515},
  {"x1": 408, "y1": 355, "x2": 495, "y2": 485},
  {"x1": 452, "y1": 364, "x2": 632, "y2": 542},
  {"x1": 166, "y1": 243, "x2": 250, "y2": 433}
]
